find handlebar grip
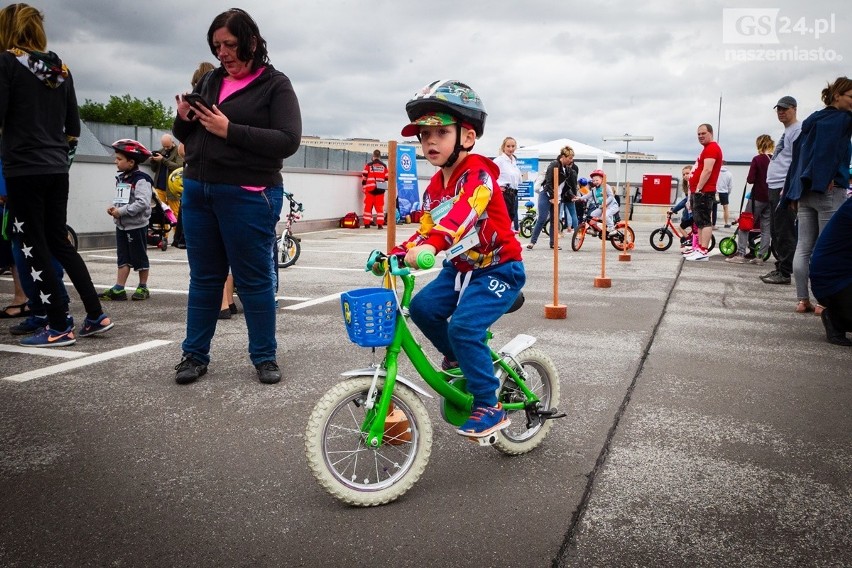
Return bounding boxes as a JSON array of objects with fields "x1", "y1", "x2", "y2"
[{"x1": 416, "y1": 251, "x2": 435, "y2": 270}]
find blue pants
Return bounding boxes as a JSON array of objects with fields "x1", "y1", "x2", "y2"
[
  {"x1": 409, "y1": 260, "x2": 525, "y2": 406},
  {"x1": 180, "y1": 179, "x2": 283, "y2": 366},
  {"x1": 560, "y1": 201, "x2": 578, "y2": 230},
  {"x1": 530, "y1": 191, "x2": 555, "y2": 246}
]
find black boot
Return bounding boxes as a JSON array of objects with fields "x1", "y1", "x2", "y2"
[{"x1": 821, "y1": 309, "x2": 852, "y2": 346}]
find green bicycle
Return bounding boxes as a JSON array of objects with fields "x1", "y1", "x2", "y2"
[{"x1": 304, "y1": 250, "x2": 563, "y2": 506}]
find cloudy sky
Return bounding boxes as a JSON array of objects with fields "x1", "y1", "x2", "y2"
[{"x1": 41, "y1": 0, "x2": 848, "y2": 162}]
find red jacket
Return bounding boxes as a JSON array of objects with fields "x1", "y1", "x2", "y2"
[
  {"x1": 391, "y1": 154, "x2": 522, "y2": 272},
  {"x1": 361, "y1": 159, "x2": 388, "y2": 193}
]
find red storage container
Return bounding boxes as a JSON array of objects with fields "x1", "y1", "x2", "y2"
[{"x1": 641, "y1": 174, "x2": 673, "y2": 205}]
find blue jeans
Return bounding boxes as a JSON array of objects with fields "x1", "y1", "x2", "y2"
[
  {"x1": 560, "y1": 201, "x2": 578, "y2": 230},
  {"x1": 409, "y1": 260, "x2": 526, "y2": 406},
  {"x1": 181, "y1": 179, "x2": 283, "y2": 366},
  {"x1": 793, "y1": 187, "x2": 847, "y2": 301},
  {"x1": 530, "y1": 191, "x2": 555, "y2": 246}
]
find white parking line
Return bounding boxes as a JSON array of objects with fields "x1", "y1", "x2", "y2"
[
  {"x1": 3, "y1": 339, "x2": 171, "y2": 383},
  {"x1": 285, "y1": 292, "x2": 342, "y2": 310},
  {"x1": 0, "y1": 344, "x2": 88, "y2": 359}
]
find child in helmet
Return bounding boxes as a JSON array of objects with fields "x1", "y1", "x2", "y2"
[
  {"x1": 576, "y1": 170, "x2": 619, "y2": 234},
  {"x1": 389, "y1": 80, "x2": 525, "y2": 438},
  {"x1": 100, "y1": 139, "x2": 154, "y2": 301}
]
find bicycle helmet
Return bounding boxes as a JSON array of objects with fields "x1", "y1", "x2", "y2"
[
  {"x1": 167, "y1": 167, "x2": 184, "y2": 198},
  {"x1": 590, "y1": 169, "x2": 605, "y2": 178},
  {"x1": 578, "y1": 177, "x2": 589, "y2": 186},
  {"x1": 111, "y1": 139, "x2": 152, "y2": 164},
  {"x1": 401, "y1": 79, "x2": 487, "y2": 168}
]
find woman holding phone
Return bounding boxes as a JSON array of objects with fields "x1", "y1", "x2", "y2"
[{"x1": 172, "y1": 8, "x2": 301, "y2": 385}]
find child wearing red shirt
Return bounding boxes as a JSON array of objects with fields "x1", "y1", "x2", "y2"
[{"x1": 390, "y1": 80, "x2": 524, "y2": 438}]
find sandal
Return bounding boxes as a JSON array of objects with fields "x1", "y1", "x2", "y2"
[
  {"x1": 795, "y1": 299, "x2": 814, "y2": 314},
  {"x1": 0, "y1": 302, "x2": 31, "y2": 319}
]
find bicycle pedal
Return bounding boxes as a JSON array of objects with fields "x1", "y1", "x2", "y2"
[
  {"x1": 536, "y1": 408, "x2": 567, "y2": 420},
  {"x1": 466, "y1": 433, "x2": 499, "y2": 446}
]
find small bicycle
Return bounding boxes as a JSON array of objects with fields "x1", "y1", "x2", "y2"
[
  {"x1": 571, "y1": 215, "x2": 635, "y2": 252},
  {"x1": 518, "y1": 201, "x2": 566, "y2": 239},
  {"x1": 276, "y1": 191, "x2": 303, "y2": 269},
  {"x1": 717, "y1": 219, "x2": 774, "y2": 260},
  {"x1": 518, "y1": 201, "x2": 536, "y2": 238},
  {"x1": 304, "y1": 251, "x2": 563, "y2": 506},
  {"x1": 649, "y1": 210, "x2": 716, "y2": 253}
]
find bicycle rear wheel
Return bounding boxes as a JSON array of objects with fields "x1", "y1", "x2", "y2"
[
  {"x1": 609, "y1": 225, "x2": 635, "y2": 251},
  {"x1": 305, "y1": 378, "x2": 433, "y2": 506},
  {"x1": 494, "y1": 348, "x2": 560, "y2": 455},
  {"x1": 276, "y1": 234, "x2": 301, "y2": 268}
]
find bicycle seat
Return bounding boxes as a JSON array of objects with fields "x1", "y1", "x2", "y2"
[{"x1": 506, "y1": 292, "x2": 525, "y2": 314}]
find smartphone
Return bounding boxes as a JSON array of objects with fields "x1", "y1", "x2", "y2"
[{"x1": 184, "y1": 93, "x2": 213, "y2": 118}]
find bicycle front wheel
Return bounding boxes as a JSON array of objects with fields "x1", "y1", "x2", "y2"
[
  {"x1": 305, "y1": 378, "x2": 433, "y2": 507},
  {"x1": 571, "y1": 226, "x2": 586, "y2": 251},
  {"x1": 66, "y1": 225, "x2": 79, "y2": 251},
  {"x1": 519, "y1": 218, "x2": 534, "y2": 239},
  {"x1": 494, "y1": 348, "x2": 560, "y2": 455},
  {"x1": 649, "y1": 228, "x2": 672, "y2": 251},
  {"x1": 277, "y1": 234, "x2": 301, "y2": 268}
]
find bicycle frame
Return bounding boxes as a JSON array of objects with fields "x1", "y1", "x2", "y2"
[
  {"x1": 661, "y1": 212, "x2": 687, "y2": 240},
  {"x1": 358, "y1": 268, "x2": 542, "y2": 448}
]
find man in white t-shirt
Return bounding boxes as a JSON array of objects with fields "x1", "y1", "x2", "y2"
[{"x1": 761, "y1": 96, "x2": 802, "y2": 285}]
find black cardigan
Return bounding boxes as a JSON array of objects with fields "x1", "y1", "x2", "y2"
[{"x1": 173, "y1": 65, "x2": 302, "y2": 187}]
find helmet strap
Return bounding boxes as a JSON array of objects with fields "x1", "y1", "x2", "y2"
[{"x1": 439, "y1": 124, "x2": 473, "y2": 169}]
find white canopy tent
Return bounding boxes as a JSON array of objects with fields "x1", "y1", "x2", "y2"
[
  {"x1": 518, "y1": 138, "x2": 620, "y2": 169},
  {"x1": 518, "y1": 137, "x2": 625, "y2": 195}
]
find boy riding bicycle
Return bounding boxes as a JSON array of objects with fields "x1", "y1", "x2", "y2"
[{"x1": 389, "y1": 80, "x2": 525, "y2": 438}]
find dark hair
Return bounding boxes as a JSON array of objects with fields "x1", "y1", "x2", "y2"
[
  {"x1": 821, "y1": 76, "x2": 852, "y2": 107},
  {"x1": 698, "y1": 123, "x2": 714, "y2": 134},
  {"x1": 207, "y1": 8, "x2": 269, "y2": 70}
]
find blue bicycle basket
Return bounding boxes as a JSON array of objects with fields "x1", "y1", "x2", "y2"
[{"x1": 340, "y1": 288, "x2": 397, "y2": 347}]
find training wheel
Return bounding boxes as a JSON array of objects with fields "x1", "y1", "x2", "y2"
[
  {"x1": 594, "y1": 277, "x2": 612, "y2": 288},
  {"x1": 544, "y1": 303, "x2": 567, "y2": 319}
]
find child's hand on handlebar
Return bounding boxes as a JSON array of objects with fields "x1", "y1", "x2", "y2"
[{"x1": 404, "y1": 245, "x2": 436, "y2": 269}]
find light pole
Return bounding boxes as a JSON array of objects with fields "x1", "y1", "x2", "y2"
[
  {"x1": 602, "y1": 134, "x2": 654, "y2": 261},
  {"x1": 602, "y1": 134, "x2": 654, "y2": 206}
]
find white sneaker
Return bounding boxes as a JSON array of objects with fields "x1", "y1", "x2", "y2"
[
  {"x1": 681, "y1": 246, "x2": 693, "y2": 255},
  {"x1": 684, "y1": 249, "x2": 709, "y2": 261}
]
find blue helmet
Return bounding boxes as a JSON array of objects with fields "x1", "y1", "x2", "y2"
[{"x1": 578, "y1": 177, "x2": 589, "y2": 186}]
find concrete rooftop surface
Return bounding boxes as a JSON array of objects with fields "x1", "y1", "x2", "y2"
[{"x1": 1, "y1": 222, "x2": 849, "y2": 568}]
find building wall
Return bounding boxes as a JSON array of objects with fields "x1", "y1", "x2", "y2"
[{"x1": 67, "y1": 156, "x2": 363, "y2": 238}]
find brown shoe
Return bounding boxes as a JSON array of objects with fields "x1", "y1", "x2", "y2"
[{"x1": 795, "y1": 299, "x2": 814, "y2": 313}]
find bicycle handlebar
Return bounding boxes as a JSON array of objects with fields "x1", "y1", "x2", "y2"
[{"x1": 366, "y1": 250, "x2": 436, "y2": 276}]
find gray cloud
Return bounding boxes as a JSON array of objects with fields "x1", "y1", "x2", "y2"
[{"x1": 37, "y1": 0, "x2": 850, "y2": 162}]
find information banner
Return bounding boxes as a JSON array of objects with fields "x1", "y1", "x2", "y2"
[
  {"x1": 396, "y1": 144, "x2": 419, "y2": 217},
  {"x1": 515, "y1": 151, "x2": 538, "y2": 199}
]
